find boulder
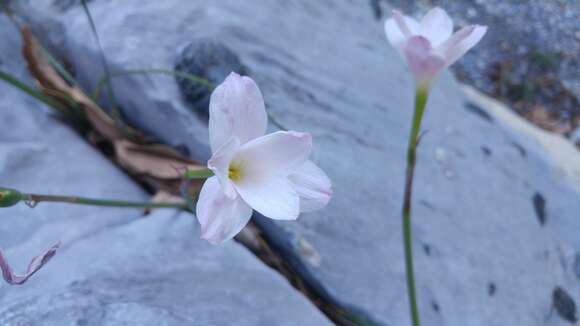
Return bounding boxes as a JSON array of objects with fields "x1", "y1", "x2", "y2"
[
  {"x1": 10, "y1": 1, "x2": 580, "y2": 325},
  {"x1": 0, "y1": 14, "x2": 330, "y2": 325}
]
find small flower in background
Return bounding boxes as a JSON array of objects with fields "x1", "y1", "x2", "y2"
[
  {"x1": 384, "y1": 7, "x2": 489, "y2": 326},
  {"x1": 0, "y1": 242, "x2": 59, "y2": 285},
  {"x1": 196, "y1": 72, "x2": 332, "y2": 244},
  {"x1": 385, "y1": 7, "x2": 487, "y2": 89}
]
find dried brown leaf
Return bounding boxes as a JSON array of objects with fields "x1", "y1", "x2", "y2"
[
  {"x1": 20, "y1": 27, "x2": 205, "y2": 197},
  {"x1": 21, "y1": 27, "x2": 124, "y2": 140},
  {"x1": 114, "y1": 139, "x2": 204, "y2": 180},
  {"x1": 142, "y1": 190, "x2": 186, "y2": 214},
  {"x1": 151, "y1": 191, "x2": 185, "y2": 204}
]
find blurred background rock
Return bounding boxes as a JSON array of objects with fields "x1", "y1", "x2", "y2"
[{"x1": 373, "y1": 0, "x2": 580, "y2": 138}]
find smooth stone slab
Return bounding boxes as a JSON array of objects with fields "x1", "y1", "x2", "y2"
[
  {"x1": 0, "y1": 14, "x2": 331, "y2": 325},
  {"x1": 11, "y1": 1, "x2": 580, "y2": 325}
]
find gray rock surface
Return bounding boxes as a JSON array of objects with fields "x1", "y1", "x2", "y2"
[
  {"x1": 0, "y1": 14, "x2": 330, "y2": 326},
  {"x1": 9, "y1": 1, "x2": 580, "y2": 325},
  {"x1": 175, "y1": 39, "x2": 247, "y2": 116}
]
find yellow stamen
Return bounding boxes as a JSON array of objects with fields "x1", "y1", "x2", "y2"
[{"x1": 228, "y1": 163, "x2": 242, "y2": 181}]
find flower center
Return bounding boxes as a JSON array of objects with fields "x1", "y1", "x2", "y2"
[{"x1": 228, "y1": 162, "x2": 242, "y2": 182}]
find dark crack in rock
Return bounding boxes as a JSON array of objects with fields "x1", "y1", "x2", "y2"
[
  {"x1": 175, "y1": 39, "x2": 247, "y2": 116},
  {"x1": 553, "y1": 287, "x2": 578, "y2": 323},
  {"x1": 423, "y1": 244, "x2": 431, "y2": 256},
  {"x1": 481, "y1": 146, "x2": 492, "y2": 156},
  {"x1": 575, "y1": 254, "x2": 580, "y2": 281},
  {"x1": 369, "y1": 0, "x2": 383, "y2": 19},
  {"x1": 465, "y1": 102, "x2": 494, "y2": 123},
  {"x1": 511, "y1": 141, "x2": 527, "y2": 158},
  {"x1": 431, "y1": 301, "x2": 440, "y2": 313},
  {"x1": 50, "y1": 0, "x2": 95, "y2": 12},
  {"x1": 488, "y1": 283, "x2": 496, "y2": 297},
  {"x1": 533, "y1": 192, "x2": 547, "y2": 226}
]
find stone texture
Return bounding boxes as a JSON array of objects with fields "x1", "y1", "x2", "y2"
[
  {"x1": 175, "y1": 38, "x2": 247, "y2": 116},
  {"x1": 0, "y1": 14, "x2": 330, "y2": 326},
  {"x1": 10, "y1": 1, "x2": 580, "y2": 325}
]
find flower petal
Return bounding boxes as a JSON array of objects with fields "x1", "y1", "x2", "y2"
[
  {"x1": 196, "y1": 176, "x2": 253, "y2": 244},
  {"x1": 385, "y1": 18, "x2": 408, "y2": 55},
  {"x1": 419, "y1": 7, "x2": 453, "y2": 47},
  {"x1": 207, "y1": 137, "x2": 240, "y2": 199},
  {"x1": 386, "y1": 10, "x2": 421, "y2": 56},
  {"x1": 209, "y1": 72, "x2": 268, "y2": 152},
  {"x1": 235, "y1": 176, "x2": 300, "y2": 220},
  {"x1": 439, "y1": 25, "x2": 487, "y2": 68},
  {"x1": 0, "y1": 243, "x2": 60, "y2": 285},
  {"x1": 289, "y1": 160, "x2": 332, "y2": 212},
  {"x1": 234, "y1": 131, "x2": 312, "y2": 180},
  {"x1": 392, "y1": 10, "x2": 420, "y2": 38},
  {"x1": 404, "y1": 36, "x2": 446, "y2": 88}
]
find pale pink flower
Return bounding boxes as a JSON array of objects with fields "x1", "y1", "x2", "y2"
[
  {"x1": 0, "y1": 242, "x2": 59, "y2": 285},
  {"x1": 385, "y1": 7, "x2": 487, "y2": 88},
  {"x1": 196, "y1": 72, "x2": 332, "y2": 244}
]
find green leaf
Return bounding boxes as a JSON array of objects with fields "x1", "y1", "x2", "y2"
[
  {"x1": 0, "y1": 69, "x2": 64, "y2": 112},
  {"x1": 92, "y1": 68, "x2": 214, "y2": 101},
  {"x1": 80, "y1": 0, "x2": 116, "y2": 106}
]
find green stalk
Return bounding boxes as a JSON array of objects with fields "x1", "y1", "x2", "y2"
[
  {"x1": 266, "y1": 112, "x2": 288, "y2": 131},
  {"x1": 0, "y1": 69, "x2": 65, "y2": 111},
  {"x1": 402, "y1": 87, "x2": 428, "y2": 326},
  {"x1": 40, "y1": 47, "x2": 82, "y2": 89},
  {"x1": 184, "y1": 168, "x2": 214, "y2": 179},
  {"x1": 1, "y1": 167, "x2": 212, "y2": 211},
  {"x1": 80, "y1": 0, "x2": 116, "y2": 106},
  {"x1": 92, "y1": 68, "x2": 214, "y2": 101},
  {"x1": 23, "y1": 193, "x2": 188, "y2": 210}
]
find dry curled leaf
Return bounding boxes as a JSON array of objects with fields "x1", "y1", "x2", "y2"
[
  {"x1": 114, "y1": 139, "x2": 204, "y2": 179},
  {"x1": 142, "y1": 190, "x2": 186, "y2": 214},
  {"x1": 21, "y1": 26, "x2": 125, "y2": 140},
  {"x1": 21, "y1": 27, "x2": 205, "y2": 196},
  {"x1": 114, "y1": 140, "x2": 205, "y2": 194},
  {"x1": 150, "y1": 191, "x2": 185, "y2": 204}
]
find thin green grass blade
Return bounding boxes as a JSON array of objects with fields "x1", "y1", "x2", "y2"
[
  {"x1": 40, "y1": 47, "x2": 81, "y2": 89},
  {"x1": 80, "y1": 0, "x2": 139, "y2": 137},
  {"x1": 0, "y1": 69, "x2": 64, "y2": 111},
  {"x1": 0, "y1": 69, "x2": 91, "y2": 131},
  {"x1": 80, "y1": 0, "x2": 116, "y2": 106},
  {"x1": 266, "y1": 112, "x2": 287, "y2": 131},
  {"x1": 92, "y1": 68, "x2": 213, "y2": 101}
]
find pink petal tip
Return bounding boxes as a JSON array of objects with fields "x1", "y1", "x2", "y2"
[{"x1": 0, "y1": 242, "x2": 60, "y2": 285}]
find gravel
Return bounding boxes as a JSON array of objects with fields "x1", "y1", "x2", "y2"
[{"x1": 374, "y1": 0, "x2": 580, "y2": 134}]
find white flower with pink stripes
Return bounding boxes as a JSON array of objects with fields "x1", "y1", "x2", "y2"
[
  {"x1": 196, "y1": 72, "x2": 332, "y2": 244},
  {"x1": 385, "y1": 7, "x2": 487, "y2": 88}
]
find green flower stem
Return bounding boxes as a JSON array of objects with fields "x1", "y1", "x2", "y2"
[
  {"x1": 23, "y1": 193, "x2": 189, "y2": 210},
  {"x1": 0, "y1": 168, "x2": 212, "y2": 210},
  {"x1": 184, "y1": 168, "x2": 214, "y2": 179},
  {"x1": 402, "y1": 87, "x2": 429, "y2": 326}
]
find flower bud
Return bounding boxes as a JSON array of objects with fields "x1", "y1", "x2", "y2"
[{"x1": 0, "y1": 188, "x2": 23, "y2": 208}]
